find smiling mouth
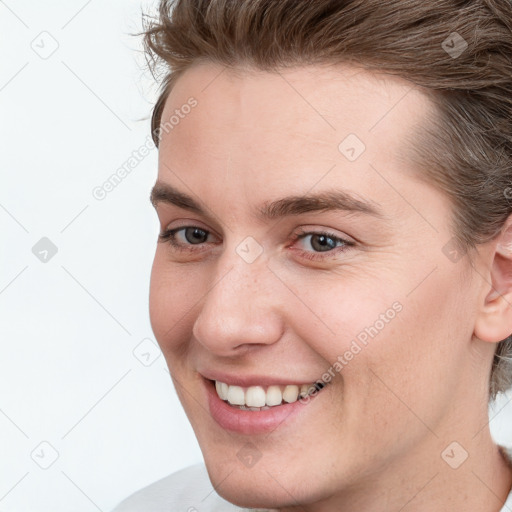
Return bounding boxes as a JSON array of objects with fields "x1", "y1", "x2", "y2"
[{"x1": 213, "y1": 380, "x2": 328, "y2": 410}]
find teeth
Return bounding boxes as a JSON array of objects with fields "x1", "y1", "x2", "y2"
[
  {"x1": 299, "y1": 384, "x2": 310, "y2": 398},
  {"x1": 245, "y1": 386, "x2": 266, "y2": 407},
  {"x1": 215, "y1": 380, "x2": 324, "y2": 408},
  {"x1": 266, "y1": 385, "x2": 283, "y2": 406},
  {"x1": 227, "y1": 385, "x2": 245, "y2": 405},
  {"x1": 215, "y1": 380, "x2": 229, "y2": 400},
  {"x1": 282, "y1": 384, "x2": 299, "y2": 403}
]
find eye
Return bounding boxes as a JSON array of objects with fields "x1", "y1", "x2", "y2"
[
  {"x1": 299, "y1": 233, "x2": 342, "y2": 252},
  {"x1": 175, "y1": 227, "x2": 208, "y2": 244},
  {"x1": 158, "y1": 226, "x2": 216, "y2": 249},
  {"x1": 291, "y1": 229, "x2": 355, "y2": 261},
  {"x1": 158, "y1": 224, "x2": 355, "y2": 262}
]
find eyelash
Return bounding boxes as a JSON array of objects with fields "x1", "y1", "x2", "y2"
[
  {"x1": 292, "y1": 228, "x2": 355, "y2": 261},
  {"x1": 158, "y1": 226, "x2": 355, "y2": 261}
]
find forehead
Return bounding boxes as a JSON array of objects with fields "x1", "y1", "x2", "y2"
[
  {"x1": 161, "y1": 62, "x2": 431, "y2": 135},
  {"x1": 157, "y1": 62, "x2": 436, "y2": 216}
]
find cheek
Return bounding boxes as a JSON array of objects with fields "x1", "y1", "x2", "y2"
[
  {"x1": 296, "y1": 263, "x2": 472, "y2": 403},
  {"x1": 149, "y1": 254, "x2": 202, "y2": 354},
  {"x1": 283, "y1": 273, "x2": 403, "y2": 366},
  {"x1": 352, "y1": 268, "x2": 476, "y2": 425}
]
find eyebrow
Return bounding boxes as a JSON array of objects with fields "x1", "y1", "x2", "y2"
[{"x1": 150, "y1": 181, "x2": 383, "y2": 220}]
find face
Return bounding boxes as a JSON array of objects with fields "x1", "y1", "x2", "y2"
[{"x1": 149, "y1": 63, "x2": 490, "y2": 509}]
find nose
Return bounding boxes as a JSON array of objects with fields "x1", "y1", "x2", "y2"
[{"x1": 192, "y1": 251, "x2": 285, "y2": 356}]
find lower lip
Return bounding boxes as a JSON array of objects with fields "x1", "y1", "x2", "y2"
[{"x1": 204, "y1": 379, "x2": 318, "y2": 435}]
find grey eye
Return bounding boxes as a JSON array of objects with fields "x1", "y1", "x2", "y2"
[
  {"x1": 308, "y1": 234, "x2": 339, "y2": 252},
  {"x1": 183, "y1": 227, "x2": 209, "y2": 244}
]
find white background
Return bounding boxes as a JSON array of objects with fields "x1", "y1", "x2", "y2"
[
  {"x1": 1, "y1": 1, "x2": 511, "y2": 511},
  {"x1": 1, "y1": 2, "x2": 203, "y2": 511}
]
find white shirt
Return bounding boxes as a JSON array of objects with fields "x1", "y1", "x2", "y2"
[{"x1": 112, "y1": 447, "x2": 512, "y2": 512}]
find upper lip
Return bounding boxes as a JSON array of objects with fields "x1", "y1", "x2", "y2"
[{"x1": 200, "y1": 370, "x2": 321, "y2": 388}]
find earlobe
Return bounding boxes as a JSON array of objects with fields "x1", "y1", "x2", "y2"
[{"x1": 474, "y1": 214, "x2": 512, "y2": 343}]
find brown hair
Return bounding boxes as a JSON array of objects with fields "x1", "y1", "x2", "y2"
[{"x1": 141, "y1": 0, "x2": 512, "y2": 399}]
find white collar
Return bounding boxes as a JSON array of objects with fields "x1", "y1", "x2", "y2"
[{"x1": 500, "y1": 446, "x2": 512, "y2": 512}]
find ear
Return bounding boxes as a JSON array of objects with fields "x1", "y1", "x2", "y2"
[{"x1": 474, "y1": 214, "x2": 512, "y2": 343}]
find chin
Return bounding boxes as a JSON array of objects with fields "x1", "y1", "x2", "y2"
[
  {"x1": 203, "y1": 459, "x2": 303, "y2": 509},
  {"x1": 200, "y1": 444, "x2": 342, "y2": 511}
]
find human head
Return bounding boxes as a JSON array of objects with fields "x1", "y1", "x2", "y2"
[
  {"x1": 144, "y1": 0, "x2": 512, "y2": 509},
  {"x1": 144, "y1": 0, "x2": 512, "y2": 398}
]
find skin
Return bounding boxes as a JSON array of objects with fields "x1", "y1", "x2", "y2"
[{"x1": 149, "y1": 62, "x2": 512, "y2": 511}]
